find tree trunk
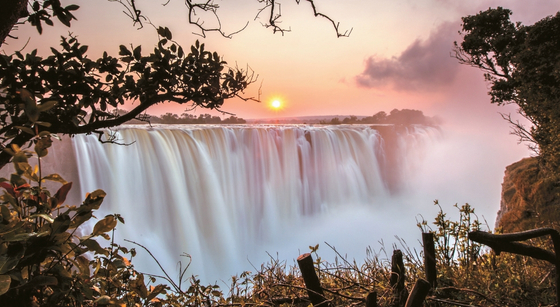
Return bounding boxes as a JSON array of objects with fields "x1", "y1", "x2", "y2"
[{"x1": 0, "y1": 0, "x2": 28, "y2": 47}]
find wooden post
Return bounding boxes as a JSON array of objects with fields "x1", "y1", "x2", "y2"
[
  {"x1": 366, "y1": 292, "x2": 377, "y2": 307},
  {"x1": 390, "y1": 249, "x2": 408, "y2": 307},
  {"x1": 297, "y1": 253, "x2": 329, "y2": 306},
  {"x1": 404, "y1": 278, "x2": 431, "y2": 307},
  {"x1": 422, "y1": 232, "x2": 437, "y2": 289}
]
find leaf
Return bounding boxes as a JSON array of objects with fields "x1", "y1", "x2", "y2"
[
  {"x1": 119, "y1": 45, "x2": 132, "y2": 56},
  {"x1": 0, "y1": 255, "x2": 20, "y2": 274},
  {"x1": 75, "y1": 255, "x2": 90, "y2": 276},
  {"x1": 131, "y1": 273, "x2": 148, "y2": 298},
  {"x1": 28, "y1": 213, "x2": 54, "y2": 224},
  {"x1": 0, "y1": 205, "x2": 11, "y2": 223},
  {"x1": 0, "y1": 275, "x2": 10, "y2": 296},
  {"x1": 92, "y1": 215, "x2": 117, "y2": 236},
  {"x1": 4, "y1": 231, "x2": 49, "y2": 242},
  {"x1": 81, "y1": 238, "x2": 109, "y2": 256},
  {"x1": 14, "y1": 126, "x2": 35, "y2": 136},
  {"x1": 157, "y1": 26, "x2": 172, "y2": 39},
  {"x1": 18, "y1": 163, "x2": 39, "y2": 182},
  {"x1": 37, "y1": 100, "x2": 57, "y2": 112},
  {"x1": 42, "y1": 173, "x2": 67, "y2": 184},
  {"x1": 53, "y1": 182, "x2": 72, "y2": 207},
  {"x1": 95, "y1": 296, "x2": 111, "y2": 304},
  {"x1": 70, "y1": 211, "x2": 92, "y2": 229},
  {"x1": 38, "y1": 131, "x2": 51, "y2": 138},
  {"x1": 133, "y1": 45, "x2": 142, "y2": 60},
  {"x1": 52, "y1": 214, "x2": 71, "y2": 234},
  {"x1": 79, "y1": 189, "x2": 106, "y2": 212},
  {"x1": 65, "y1": 4, "x2": 79, "y2": 11},
  {"x1": 0, "y1": 182, "x2": 14, "y2": 197},
  {"x1": 26, "y1": 275, "x2": 58, "y2": 287},
  {"x1": 146, "y1": 284, "x2": 167, "y2": 301}
]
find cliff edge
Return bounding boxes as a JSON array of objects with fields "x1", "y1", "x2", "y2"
[{"x1": 496, "y1": 157, "x2": 560, "y2": 232}]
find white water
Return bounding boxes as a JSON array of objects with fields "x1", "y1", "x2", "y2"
[{"x1": 67, "y1": 124, "x2": 439, "y2": 282}]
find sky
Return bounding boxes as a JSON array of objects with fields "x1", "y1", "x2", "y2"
[
  {"x1": 3, "y1": 0, "x2": 559, "y2": 120},
  {"x1": 2, "y1": 0, "x2": 560, "y2": 223}
]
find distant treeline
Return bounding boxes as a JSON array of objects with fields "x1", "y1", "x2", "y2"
[
  {"x1": 130, "y1": 109, "x2": 437, "y2": 125},
  {"x1": 150, "y1": 113, "x2": 247, "y2": 124},
  {"x1": 319, "y1": 109, "x2": 438, "y2": 126}
]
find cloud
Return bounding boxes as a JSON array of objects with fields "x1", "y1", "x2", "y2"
[{"x1": 355, "y1": 21, "x2": 461, "y2": 91}]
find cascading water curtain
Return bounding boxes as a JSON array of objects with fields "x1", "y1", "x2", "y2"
[{"x1": 71, "y1": 124, "x2": 439, "y2": 281}]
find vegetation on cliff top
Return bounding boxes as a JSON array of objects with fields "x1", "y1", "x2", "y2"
[{"x1": 455, "y1": 7, "x2": 560, "y2": 182}]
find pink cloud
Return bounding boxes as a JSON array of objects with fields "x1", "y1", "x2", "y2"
[{"x1": 355, "y1": 21, "x2": 462, "y2": 91}]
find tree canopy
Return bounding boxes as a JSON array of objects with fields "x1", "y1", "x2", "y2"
[{"x1": 455, "y1": 7, "x2": 560, "y2": 179}]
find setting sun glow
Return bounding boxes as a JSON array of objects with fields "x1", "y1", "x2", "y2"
[{"x1": 271, "y1": 99, "x2": 282, "y2": 109}]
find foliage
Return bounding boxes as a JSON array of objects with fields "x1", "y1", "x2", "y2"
[
  {"x1": 153, "y1": 112, "x2": 246, "y2": 125},
  {"x1": 455, "y1": 7, "x2": 560, "y2": 179},
  {"x1": 319, "y1": 109, "x2": 438, "y2": 126},
  {"x1": 0, "y1": 31, "x2": 256, "y2": 169},
  {"x1": 222, "y1": 203, "x2": 556, "y2": 306}
]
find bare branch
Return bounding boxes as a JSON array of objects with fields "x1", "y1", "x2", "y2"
[
  {"x1": 499, "y1": 112, "x2": 539, "y2": 155},
  {"x1": 185, "y1": 0, "x2": 248, "y2": 38},
  {"x1": 108, "y1": 0, "x2": 146, "y2": 29},
  {"x1": 110, "y1": 0, "x2": 349, "y2": 38},
  {"x1": 301, "y1": 0, "x2": 352, "y2": 38},
  {"x1": 256, "y1": 0, "x2": 351, "y2": 37}
]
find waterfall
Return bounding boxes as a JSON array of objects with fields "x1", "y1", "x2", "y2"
[{"x1": 68, "y1": 124, "x2": 439, "y2": 282}]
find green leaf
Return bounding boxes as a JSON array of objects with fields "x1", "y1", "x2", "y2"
[{"x1": 0, "y1": 275, "x2": 10, "y2": 295}]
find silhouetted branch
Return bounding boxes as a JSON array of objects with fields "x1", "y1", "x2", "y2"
[
  {"x1": 499, "y1": 112, "x2": 539, "y2": 155},
  {"x1": 115, "y1": 0, "x2": 349, "y2": 38},
  {"x1": 299, "y1": 0, "x2": 352, "y2": 37}
]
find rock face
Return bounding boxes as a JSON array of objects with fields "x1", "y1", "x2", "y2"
[{"x1": 496, "y1": 157, "x2": 560, "y2": 233}]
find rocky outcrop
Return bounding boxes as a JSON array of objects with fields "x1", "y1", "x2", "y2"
[{"x1": 496, "y1": 157, "x2": 560, "y2": 233}]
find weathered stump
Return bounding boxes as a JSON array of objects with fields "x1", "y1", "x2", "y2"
[
  {"x1": 390, "y1": 249, "x2": 408, "y2": 307},
  {"x1": 366, "y1": 292, "x2": 377, "y2": 307},
  {"x1": 404, "y1": 278, "x2": 431, "y2": 307},
  {"x1": 422, "y1": 232, "x2": 437, "y2": 289},
  {"x1": 297, "y1": 253, "x2": 329, "y2": 306}
]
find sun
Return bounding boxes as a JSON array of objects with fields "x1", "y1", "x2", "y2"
[{"x1": 271, "y1": 99, "x2": 282, "y2": 109}]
